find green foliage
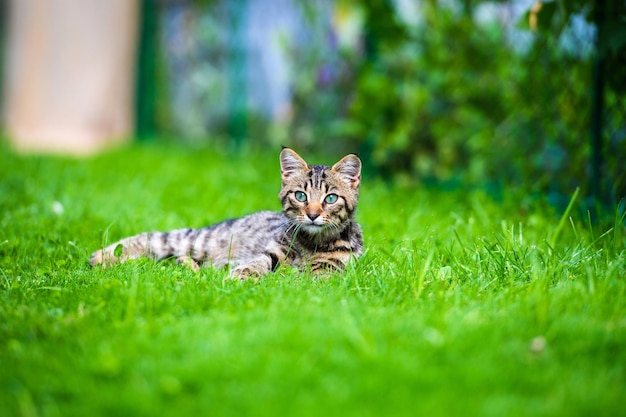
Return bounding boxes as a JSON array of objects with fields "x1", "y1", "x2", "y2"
[
  {"x1": 1, "y1": 143, "x2": 625, "y2": 416},
  {"x1": 284, "y1": 1, "x2": 625, "y2": 203},
  {"x1": 526, "y1": 0, "x2": 626, "y2": 200},
  {"x1": 351, "y1": 7, "x2": 522, "y2": 182},
  {"x1": 152, "y1": 1, "x2": 624, "y2": 202},
  {"x1": 340, "y1": 1, "x2": 599, "y2": 195},
  {"x1": 526, "y1": 0, "x2": 626, "y2": 92}
]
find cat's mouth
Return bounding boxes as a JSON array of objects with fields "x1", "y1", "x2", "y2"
[
  {"x1": 302, "y1": 224, "x2": 324, "y2": 234},
  {"x1": 300, "y1": 219, "x2": 326, "y2": 234}
]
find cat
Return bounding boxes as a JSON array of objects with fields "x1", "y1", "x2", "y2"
[{"x1": 90, "y1": 148, "x2": 364, "y2": 279}]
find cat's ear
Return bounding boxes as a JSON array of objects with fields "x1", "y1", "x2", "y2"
[
  {"x1": 280, "y1": 148, "x2": 309, "y2": 180},
  {"x1": 332, "y1": 154, "x2": 361, "y2": 189}
]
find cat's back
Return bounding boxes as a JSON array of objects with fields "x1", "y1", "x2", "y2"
[
  {"x1": 217, "y1": 210, "x2": 286, "y2": 237},
  {"x1": 185, "y1": 210, "x2": 285, "y2": 267}
]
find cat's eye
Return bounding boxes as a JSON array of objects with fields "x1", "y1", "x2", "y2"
[
  {"x1": 324, "y1": 194, "x2": 339, "y2": 204},
  {"x1": 294, "y1": 191, "x2": 307, "y2": 202}
]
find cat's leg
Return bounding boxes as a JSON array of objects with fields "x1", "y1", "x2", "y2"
[
  {"x1": 309, "y1": 251, "x2": 353, "y2": 275},
  {"x1": 177, "y1": 255, "x2": 200, "y2": 272},
  {"x1": 229, "y1": 257, "x2": 272, "y2": 280},
  {"x1": 228, "y1": 248, "x2": 284, "y2": 280},
  {"x1": 309, "y1": 260, "x2": 344, "y2": 275}
]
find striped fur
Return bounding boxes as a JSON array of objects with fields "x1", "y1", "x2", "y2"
[{"x1": 90, "y1": 148, "x2": 363, "y2": 279}]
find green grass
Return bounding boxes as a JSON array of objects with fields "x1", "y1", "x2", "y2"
[{"x1": 1, "y1": 142, "x2": 625, "y2": 417}]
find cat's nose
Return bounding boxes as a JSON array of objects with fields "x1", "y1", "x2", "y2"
[{"x1": 307, "y1": 212, "x2": 320, "y2": 221}]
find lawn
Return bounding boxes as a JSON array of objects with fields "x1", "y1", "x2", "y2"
[{"x1": 1, "y1": 142, "x2": 625, "y2": 417}]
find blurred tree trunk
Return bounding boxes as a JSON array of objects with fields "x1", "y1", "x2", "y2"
[{"x1": 2, "y1": 0, "x2": 139, "y2": 154}]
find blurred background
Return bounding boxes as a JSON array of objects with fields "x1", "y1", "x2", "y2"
[{"x1": 0, "y1": 0, "x2": 624, "y2": 207}]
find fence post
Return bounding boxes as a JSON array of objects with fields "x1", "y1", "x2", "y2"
[
  {"x1": 227, "y1": 0, "x2": 248, "y2": 147},
  {"x1": 136, "y1": 0, "x2": 157, "y2": 140},
  {"x1": 590, "y1": 0, "x2": 607, "y2": 207}
]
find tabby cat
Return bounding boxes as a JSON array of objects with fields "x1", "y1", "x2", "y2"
[{"x1": 90, "y1": 148, "x2": 364, "y2": 279}]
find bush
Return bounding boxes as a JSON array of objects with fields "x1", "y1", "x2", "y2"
[{"x1": 285, "y1": 0, "x2": 625, "y2": 206}]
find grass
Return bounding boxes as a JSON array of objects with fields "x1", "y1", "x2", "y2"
[{"x1": 1, "y1": 142, "x2": 625, "y2": 417}]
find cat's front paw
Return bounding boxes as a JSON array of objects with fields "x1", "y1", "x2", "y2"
[
  {"x1": 228, "y1": 265, "x2": 262, "y2": 281},
  {"x1": 177, "y1": 255, "x2": 200, "y2": 272}
]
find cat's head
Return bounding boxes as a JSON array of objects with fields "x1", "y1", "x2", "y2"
[{"x1": 279, "y1": 148, "x2": 361, "y2": 237}]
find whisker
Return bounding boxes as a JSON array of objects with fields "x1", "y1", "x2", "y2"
[{"x1": 281, "y1": 218, "x2": 302, "y2": 242}]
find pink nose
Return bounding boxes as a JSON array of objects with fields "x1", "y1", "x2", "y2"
[{"x1": 307, "y1": 212, "x2": 320, "y2": 221}]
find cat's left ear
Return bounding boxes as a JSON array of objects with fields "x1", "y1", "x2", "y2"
[
  {"x1": 332, "y1": 154, "x2": 361, "y2": 189},
  {"x1": 280, "y1": 148, "x2": 309, "y2": 180}
]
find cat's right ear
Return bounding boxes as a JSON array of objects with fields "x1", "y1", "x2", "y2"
[{"x1": 280, "y1": 148, "x2": 308, "y2": 180}]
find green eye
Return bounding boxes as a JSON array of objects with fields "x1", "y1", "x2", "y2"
[
  {"x1": 324, "y1": 194, "x2": 338, "y2": 204},
  {"x1": 294, "y1": 191, "x2": 307, "y2": 202}
]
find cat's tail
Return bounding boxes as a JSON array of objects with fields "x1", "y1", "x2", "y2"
[{"x1": 90, "y1": 228, "x2": 198, "y2": 267}]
